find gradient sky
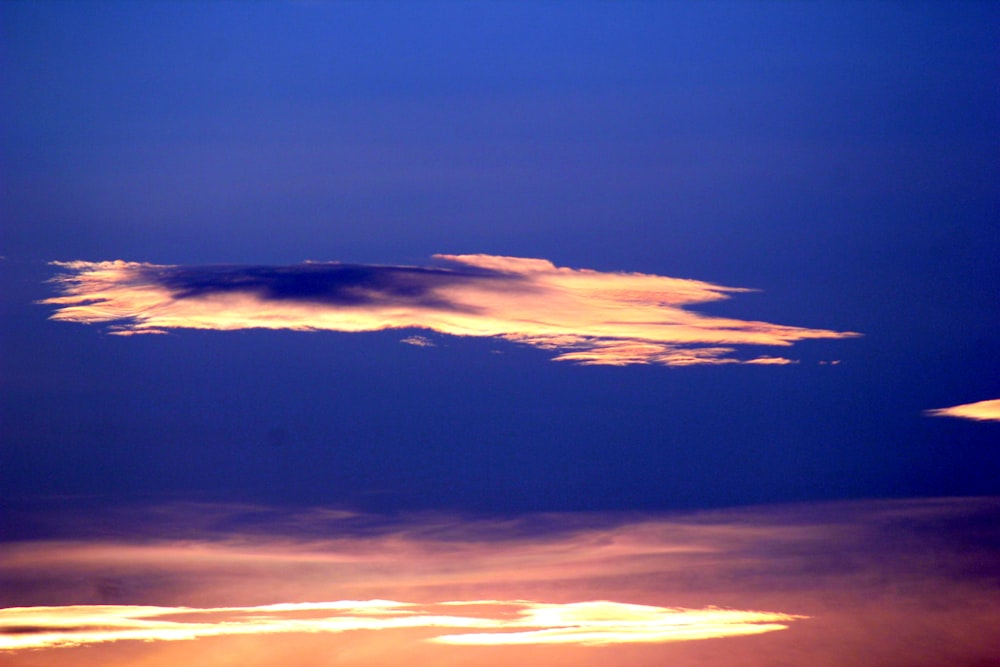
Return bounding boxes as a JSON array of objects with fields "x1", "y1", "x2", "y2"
[{"x1": 1, "y1": 2, "x2": 999, "y2": 665}]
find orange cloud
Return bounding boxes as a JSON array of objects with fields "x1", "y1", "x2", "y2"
[
  {"x1": 40, "y1": 255, "x2": 859, "y2": 365},
  {"x1": 924, "y1": 398, "x2": 1000, "y2": 422}
]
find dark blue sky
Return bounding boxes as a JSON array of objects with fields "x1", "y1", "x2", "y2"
[{"x1": 2, "y1": 1, "x2": 998, "y2": 516}]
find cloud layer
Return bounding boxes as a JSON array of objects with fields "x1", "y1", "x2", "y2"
[
  {"x1": 2, "y1": 498, "x2": 998, "y2": 666},
  {"x1": 41, "y1": 255, "x2": 859, "y2": 365},
  {"x1": 925, "y1": 398, "x2": 1000, "y2": 422}
]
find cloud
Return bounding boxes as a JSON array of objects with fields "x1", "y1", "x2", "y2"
[
  {"x1": 0, "y1": 599, "x2": 801, "y2": 651},
  {"x1": 924, "y1": 398, "x2": 1000, "y2": 422},
  {"x1": 1, "y1": 498, "x2": 998, "y2": 666},
  {"x1": 400, "y1": 335, "x2": 435, "y2": 347},
  {"x1": 40, "y1": 255, "x2": 859, "y2": 366},
  {"x1": 430, "y1": 602, "x2": 800, "y2": 646}
]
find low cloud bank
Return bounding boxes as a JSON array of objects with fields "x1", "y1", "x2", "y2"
[{"x1": 1, "y1": 498, "x2": 998, "y2": 665}]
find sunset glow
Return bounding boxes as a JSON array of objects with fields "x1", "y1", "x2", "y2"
[
  {"x1": 6, "y1": 2, "x2": 999, "y2": 666},
  {"x1": 2, "y1": 499, "x2": 998, "y2": 665}
]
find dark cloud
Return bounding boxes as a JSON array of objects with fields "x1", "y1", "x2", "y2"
[{"x1": 145, "y1": 262, "x2": 510, "y2": 311}]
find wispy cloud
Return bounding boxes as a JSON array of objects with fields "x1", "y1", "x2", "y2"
[
  {"x1": 0, "y1": 599, "x2": 801, "y2": 651},
  {"x1": 924, "y1": 398, "x2": 1000, "y2": 422},
  {"x1": 430, "y1": 602, "x2": 800, "y2": 645},
  {"x1": 400, "y1": 334, "x2": 435, "y2": 347},
  {"x1": 40, "y1": 255, "x2": 859, "y2": 366}
]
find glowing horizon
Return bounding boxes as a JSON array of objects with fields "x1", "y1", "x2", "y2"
[
  {"x1": 2, "y1": 498, "x2": 998, "y2": 666},
  {"x1": 40, "y1": 254, "x2": 859, "y2": 366}
]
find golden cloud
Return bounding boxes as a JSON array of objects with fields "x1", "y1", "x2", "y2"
[
  {"x1": 924, "y1": 398, "x2": 1000, "y2": 422},
  {"x1": 40, "y1": 255, "x2": 859, "y2": 365},
  {"x1": 0, "y1": 599, "x2": 802, "y2": 651}
]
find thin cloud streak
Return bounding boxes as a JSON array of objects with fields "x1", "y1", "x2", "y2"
[
  {"x1": 431, "y1": 602, "x2": 800, "y2": 645},
  {"x1": 0, "y1": 600, "x2": 801, "y2": 651},
  {"x1": 41, "y1": 255, "x2": 859, "y2": 365},
  {"x1": 925, "y1": 398, "x2": 1000, "y2": 422}
]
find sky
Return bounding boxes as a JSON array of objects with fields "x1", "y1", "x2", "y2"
[{"x1": 1, "y1": 1, "x2": 999, "y2": 665}]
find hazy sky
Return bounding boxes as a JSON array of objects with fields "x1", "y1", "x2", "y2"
[{"x1": 1, "y1": 2, "x2": 998, "y2": 665}]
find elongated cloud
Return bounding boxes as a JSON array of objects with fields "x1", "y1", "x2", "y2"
[
  {"x1": 431, "y1": 602, "x2": 798, "y2": 645},
  {"x1": 925, "y1": 398, "x2": 1000, "y2": 422},
  {"x1": 0, "y1": 600, "x2": 801, "y2": 651},
  {"x1": 40, "y1": 255, "x2": 859, "y2": 365}
]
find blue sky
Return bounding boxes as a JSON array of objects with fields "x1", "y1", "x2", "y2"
[{"x1": 4, "y1": 0, "x2": 997, "y2": 512}]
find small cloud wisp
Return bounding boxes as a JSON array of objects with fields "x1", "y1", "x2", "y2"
[
  {"x1": 41, "y1": 255, "x2": 859, "y2": 366},
  {"x1": 925, "y1": 398, "x2": 1000, "y2": 422}
]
